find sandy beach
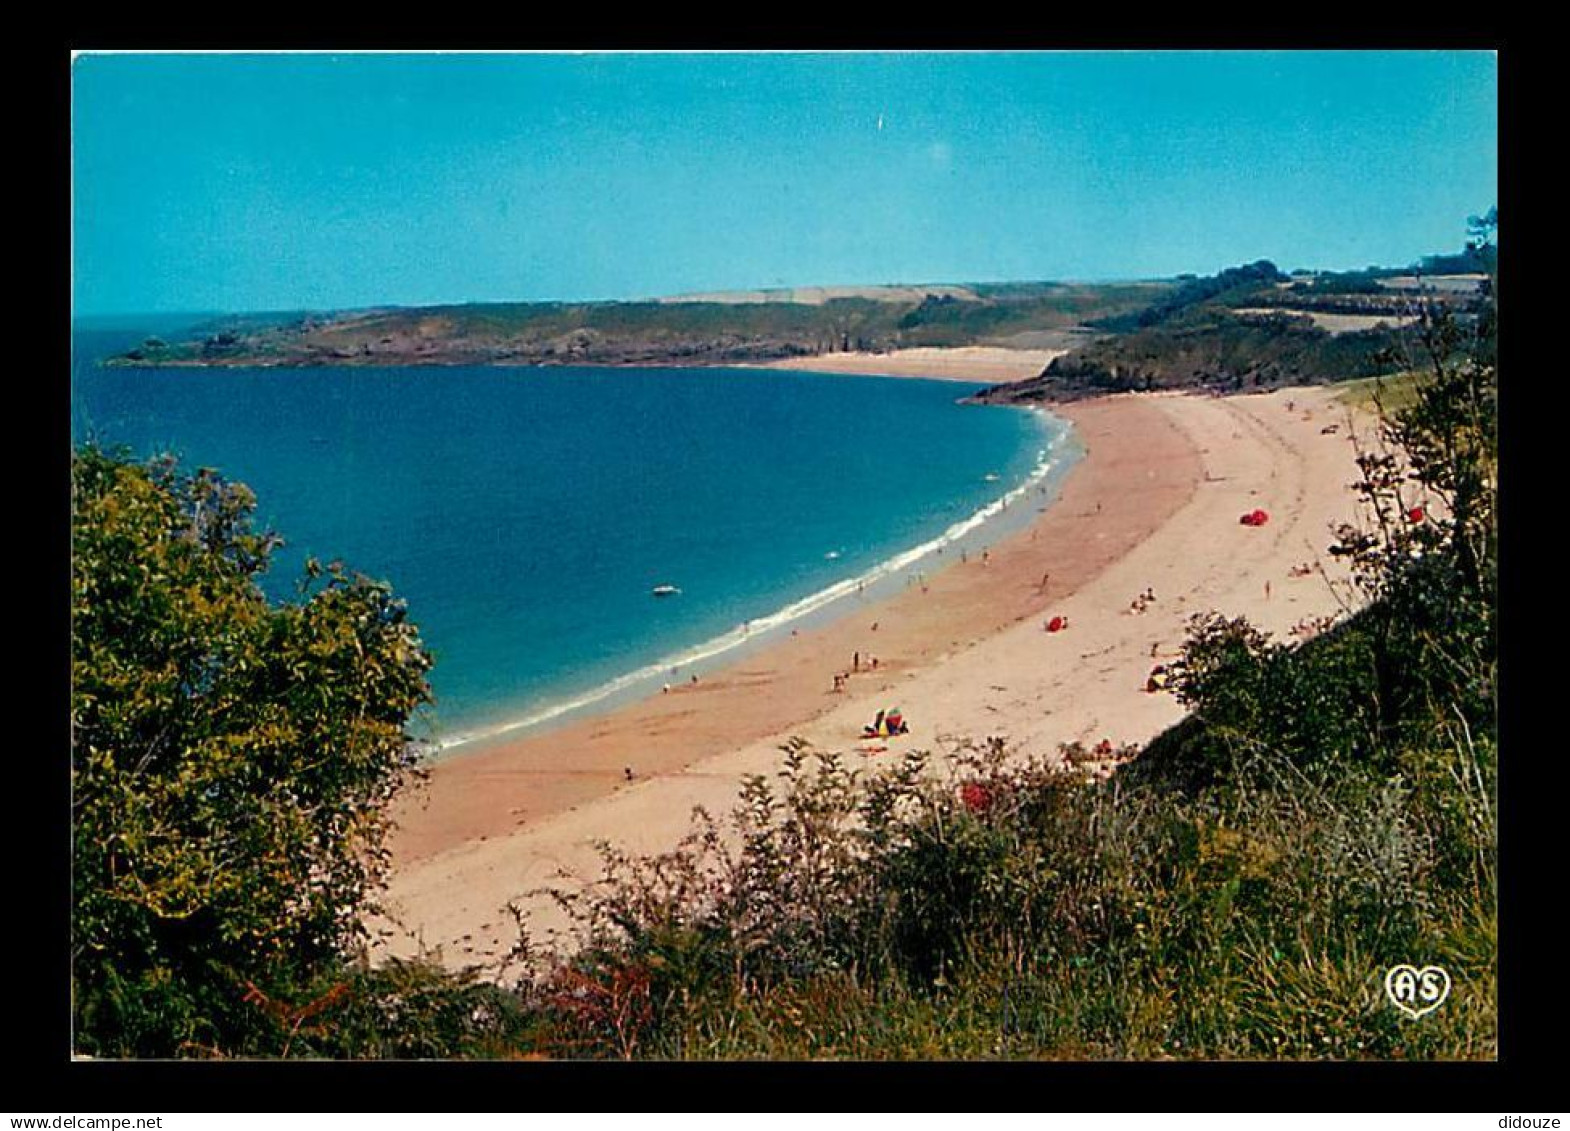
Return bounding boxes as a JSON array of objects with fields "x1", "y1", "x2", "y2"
[
  {"x1": 372, "y1": 370, "x2": 1371, "y2": 976},
  {"x1": 759, "y1": 346, "x2": 1066, "y2": 384}
]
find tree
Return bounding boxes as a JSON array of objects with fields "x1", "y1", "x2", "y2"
[{"x1": 71, "y1": 446, "x2": 434, "y2": 1056}]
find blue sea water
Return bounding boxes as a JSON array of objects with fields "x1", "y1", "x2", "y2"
[{"x1": 72, "y1": 327, "x2": 1079, "y2": 751}]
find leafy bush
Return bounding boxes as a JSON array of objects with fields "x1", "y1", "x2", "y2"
[{"x1": 72, "y1": 446, "x2": 449, "y2": 1056}]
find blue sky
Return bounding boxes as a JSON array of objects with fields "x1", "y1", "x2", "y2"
[{"x1": 71, "y1": 51, "x2": 1498, "y2": 317}]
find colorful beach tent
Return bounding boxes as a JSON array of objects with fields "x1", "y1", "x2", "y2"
[
  {"x1": 1239, "y1": 509, "x2": 1270, "y2": 526},
  {"x1": 864, "y1": 707, "x2": 909, "y2": 737}
]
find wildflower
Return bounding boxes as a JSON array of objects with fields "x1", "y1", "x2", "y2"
[{"x1": 959, "y1": 781, "x2": 992, "y2": 814}]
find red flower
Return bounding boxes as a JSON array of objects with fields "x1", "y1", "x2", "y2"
[
  {"x1": 959, "y1": 781, "x2": 992, "y2": 814},
  {"x1": 1407, "y1": 506, "x2": 1425, "y2": 523}
]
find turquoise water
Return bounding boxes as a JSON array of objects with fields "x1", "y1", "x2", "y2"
[{"x1": 72, "y1": 329, "x2": 1078, "y2": 750}]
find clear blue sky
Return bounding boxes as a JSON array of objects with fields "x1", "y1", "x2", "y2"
[{"x1": 71, "y1": 51, "x2": 1498, "y2": 317}]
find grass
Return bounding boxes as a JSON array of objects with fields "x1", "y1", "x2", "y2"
[{"x1": 1334, "y1": 370, "x2": 1423, "y2": 413}]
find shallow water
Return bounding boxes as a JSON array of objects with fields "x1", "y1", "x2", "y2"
[{"x1": 72, "y1": 333, "x2": 1072, "y2": 746}]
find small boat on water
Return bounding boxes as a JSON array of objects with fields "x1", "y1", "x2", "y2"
[
  {"x1": 983, "y1": 472, "x2": 1001, "y2": 482},
  {"x1": 651, "y1": 584, "x2": 681, "y2": 597}
]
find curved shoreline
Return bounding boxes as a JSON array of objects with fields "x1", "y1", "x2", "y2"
[
  {"x1": 384, "y1": 394, "x2": 1171, "y2": 869},
  {"x1": 429, "y1": 403, "x2": 1078, "y2": 754},
  {"x1": 374, "y1": 380, "x2": 1370, "y2": 975}
]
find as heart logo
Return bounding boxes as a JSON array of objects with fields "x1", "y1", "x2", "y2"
[{"x1": 1384, "y1": 964, "x2": 1451, "y2": 1018}]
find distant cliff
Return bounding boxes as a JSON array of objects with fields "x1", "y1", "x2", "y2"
[{"x1": 102, "y1": 283, "x2": 1167, "y2": 370}]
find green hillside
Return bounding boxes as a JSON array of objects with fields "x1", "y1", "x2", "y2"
[{"x1": 105, "y1": 282, "x2": 1169, "y2": 369}]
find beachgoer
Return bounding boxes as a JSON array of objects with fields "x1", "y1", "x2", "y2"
[
  {"x1": 871, "y1": 656, "x2": 879, "y2": 670},
  {"x1": 624, "y1": 767, "x2": 635, "y2": 782},
  {"x1": 871, "y1": 621, "x2": 879, "y2": 632},
  {"x1": 662, "y1": 683, "x2": 671, "y2": 694},
  {"x1": 1265, "y1": 580, "x2": 1272, "y2": 599},
  {"x1": 981, "y1": 549, "x2": 990, "y2": 565},
  {"x1": 854, "y1": 651, "x2": 860, "y2": 672},
  {"x1": 691, "y1": 674, "x2": 699, "y2": 685},
  {"x1": 1039, "y1": 570, "x2": 1051, "y2": 592}
]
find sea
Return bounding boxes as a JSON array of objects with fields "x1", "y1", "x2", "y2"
[{"x1": 71, "y1": 321, "x2": 1081, "y2": 753}]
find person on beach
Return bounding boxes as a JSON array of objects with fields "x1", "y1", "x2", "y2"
[
  {"x1": 854, "y1": 651, "x2": 860, "y2": 672},
  {"x1": 1039, "y1": 570, "x2": 1051, "y2": 593},
  {"x1": 624, "y1": 767, "x2": 635, "y2": 781}
]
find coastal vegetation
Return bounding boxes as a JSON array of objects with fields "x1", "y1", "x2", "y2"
[
  {"x1": 100, "y1": 282, "x2": 1165, "y2": 370},
  {"x1": 71, "y1": 449, "x2": 440, "y2": 1056},
  {"x1": 971, "y1": 245, "x2": 1492, "y2": 405},
  {"x1": 71, "y1": 226, "x2": 1496, "y2": 1058}
]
